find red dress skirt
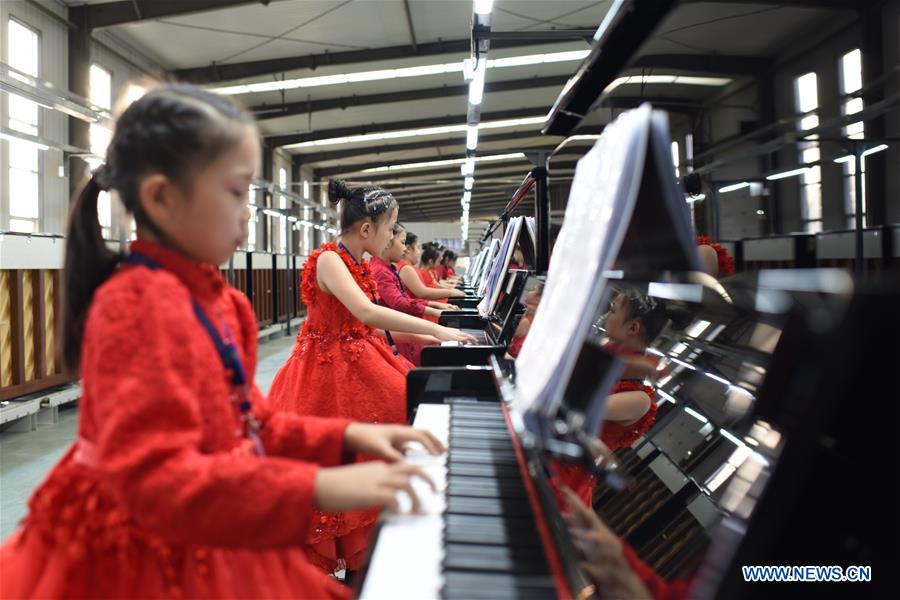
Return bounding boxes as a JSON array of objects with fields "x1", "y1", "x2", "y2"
[{"x1": 268, "y1": 242, "x2": 411, "y2": 573}]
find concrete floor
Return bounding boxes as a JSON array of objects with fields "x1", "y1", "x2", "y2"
[{"x1": 0, "y1": 334, "x2": 296, "y2": 542}]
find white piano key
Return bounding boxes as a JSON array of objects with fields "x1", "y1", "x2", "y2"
[{"x1": 359, "y1": 404, "x2": 450, "y2": 600}]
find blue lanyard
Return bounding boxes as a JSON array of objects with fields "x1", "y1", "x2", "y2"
[
  {"x1": 126, "y1": 252, "x2": 264, "y2": 455},
  {"x1": 390, "y1": 264, "x2": 408, "y2": 298},
  {"x1": 338, "y1": 242, "x2": 399, "y2": 355}
]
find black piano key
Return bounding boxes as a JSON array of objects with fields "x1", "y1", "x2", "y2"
[
  {"x1": 441, "y1": 572, "x2": 557, "y2": 600},
  {"x1": 450, "y1": 401, "x2": 503, "y2": 418},
  {"x1": 445, "y1": 461, "x2": 521, "y2": 478},
  {"x1": 447, "y1": 445, "x2": 518, "y2": 464},
  {"x1": 450, "y1": 437, "x2": 513, "y2": 451},
  {"x1": 447, "y1": 482, "x2": 528, "y2": 500},
  {"x1": 445, "y1": 496, "x2": 534, "y2": 518},
  {"x1": 443, "y1": 543, "x2": 549, "y2": 574},
  {"x1": 449, "y1": 429, "x2": 512, "y2": 441},
  {"x1": 450, "y1": 417, "x2": 508, "y2": 428}
]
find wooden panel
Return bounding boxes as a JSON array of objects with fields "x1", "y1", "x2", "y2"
[
  {"x1": 31, "y1": 271, "x2": 46, "y2": 380},
  {"x1": 22, "y1": 270, "x2": 34, "y2": 382},
  {"x1": 0, "y1": 271, "x2": 11, "y2": 388},
  {"x1": 45, "y1": 271, "x2": 56, "y2": 376},
  {"x1": 9, "y1": 271, "x2": 26, "y2": 386},
  {"x1": 52, "y1": 270, "x2": 63, "y2": 375}
]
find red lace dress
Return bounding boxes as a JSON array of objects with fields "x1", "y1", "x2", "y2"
[
  {"x1": 267, "y1": 242, "x2": 410, "y2": 573},
  {"x1": 0, "y1": 240, "x2": 349, "y2": 600},
  {"x1": 553, "y1": 380, "x2": 659, "y2": 507}
]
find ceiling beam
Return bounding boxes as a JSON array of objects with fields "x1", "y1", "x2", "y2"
[
  {"x1": 394, "y1": 185, "x2": 515, "y2": 202},
  {"x1": 402, "y1": 193, "x2": 509, "y2": 208},
  {"x1": 79, "y1": 0, "x2": 270, "y2": 29},
  {"x1": 253, "y1": 75, "x2": 569, "y2": 120},
  {"x1": 599, "y1": 96, "x2": 706, "y2": 113},
  {"x1": 355, "y1": 157, "x2": 581, "y2": 182},
  {"x1": 267, "y1": 107, "x2": 543, "y2": 147},
  {"x1": 174, "y1": 33, "x2": 587, "y2": 84},
  {"x1": 356, "y1": 161, "x2": 578, "y2": 185},
  {"x1": 291, "y1": 129, "x2": 556, "y2": 165},
  {"x1": 630, "y1": 54, "x2": 771, "y2": 76},
  {"x1": 328, "y1": 151, "x2": 580, "y2": 179}
]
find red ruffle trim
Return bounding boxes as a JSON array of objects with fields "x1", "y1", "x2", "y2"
[{"x1": 696, "y1": 236, "x2": 736, "y2": 277}]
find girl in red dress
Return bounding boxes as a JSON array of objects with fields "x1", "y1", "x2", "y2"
[
  {"x1": 408, "y1": 243, "x2": 455, "y2": 323},
  {"x1": 0, "y1": 85, "x2": 444, "y2": 599},
  {"x1": 268, "y1": 181, "x2": 476, "y2": 574},
  {"x1": 554, "y1": 289, "x2": 691, "y2": 507},
  {"x1": 398, "y1": 231, "x2": 465, "y2": 324},
  {"x1": 371, "y1": 225, "x2": 452, "y2": 365}
]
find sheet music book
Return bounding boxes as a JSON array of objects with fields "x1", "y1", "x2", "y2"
[
  {"x1": 477, "y1": 217, "x2": 524, "y2": 317},
  {"x1": 512, "y1": 104, "x2": 700, "y2": 421},
  {"x1": 476, "y1": 238, "x2": 501, "y2": 296}
]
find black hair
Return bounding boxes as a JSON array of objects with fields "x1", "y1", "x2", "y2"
[
  {"x1": 328, "y1": 179, "x2": 398, "y2": 232},
  {"x1": 64, "y1": 83, "x2": 255, "y2": 370},
  {"x1": 391, "y1": 222, "x2": 405, "y2": 237},
  {"x1": 618, "y1": 288, "x2": 693, "y2": 344},
  {"x1": 405, "y1": 231, "x2": 419, "y2": 247},
  {"x1": 441, "y1": 250, "x2": 457, "y2": 264},
  {"x1": 421, "y1": 245, "x2": 440, "y2": 266}
]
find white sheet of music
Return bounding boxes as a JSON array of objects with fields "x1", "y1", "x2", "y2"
[
  {"x1": 358, "y1": 403, "x2": 450, "y2": 600},
  {"x1": 478, "y1": 216, "x2": 523, "y2": 317},
  {"x1": 513, "y1": 104, "x2": 653, "y2": 418}
]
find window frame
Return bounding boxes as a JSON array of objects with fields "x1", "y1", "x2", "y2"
[{"x1": 6, "y1": 17, "x2": 42, "y2": 233}]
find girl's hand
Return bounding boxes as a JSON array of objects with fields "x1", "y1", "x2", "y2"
[
  {"x1": 344, "y1": 423, "x2": 445, "y2": 462},
  {"x1": 439, "y1": 303, "x2": 460, "y2": 311},
  {"x1": 449, "y1": 289, "x2": 466, "y2": 298},
  {"x1": 434, "y1": 326, "x2": 478, "y2": 345},
  {"x1": 315, "y1": 462, "x2": 435, "y2": 513}
]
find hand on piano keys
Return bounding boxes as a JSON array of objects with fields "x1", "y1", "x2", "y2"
[
  {"x1": 435, "y1": 325, "x2": 480, "y2": 346},
  {"x1": 561, "y1": 486, "x2": 653, "y2": 600},
  {"x1": 344, "y1": 422, "x2": 446, "y2": 463}
]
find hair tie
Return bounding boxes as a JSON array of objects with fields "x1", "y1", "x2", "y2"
[{"x1": 91, "y1": 164, "x2": 112, "y2": 191}]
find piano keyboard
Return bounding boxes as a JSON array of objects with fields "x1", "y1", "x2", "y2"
[
  {"x1": 358, "y1": 400, "x2": 560, "y2": 600},
  {"x1": 461, "y1": 328, "x2": 489, "y2": 344}
]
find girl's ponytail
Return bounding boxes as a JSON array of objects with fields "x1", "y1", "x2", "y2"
[{"x1": 62, "y1": 173, "x2": 123, "y2": 370}]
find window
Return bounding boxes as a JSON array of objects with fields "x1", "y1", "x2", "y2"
[
  {"x1": 88, "y1": 64, "x2": 113, "y2": 238},
  {"x1": 6, "y1": 19, "x2": 41, "y2": 233},
  {"x1": 794, "y1": 72, "x2": 822, "y2": 233},
  {"x1": 839, "y1": 49, "x2": 866, "y2": 228},
  {"x1": 671, "y1": 141, "x2": 680, "y2": 178},
  {"x1": 303, "y1": 180, "x2": 310, "y2": 200}
]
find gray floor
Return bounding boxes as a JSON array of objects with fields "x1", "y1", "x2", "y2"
[{"x1": 0, "y1": 334, "x2": 296, "y2": 542}]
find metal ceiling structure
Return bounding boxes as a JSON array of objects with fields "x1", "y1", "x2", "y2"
[{"x1": 60, "y1": 0, "x2": 872, "y2": 237}]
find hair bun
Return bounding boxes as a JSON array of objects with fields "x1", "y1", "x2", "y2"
[{"x1": 328, "y1": 179, "x2": 353, "y2": 204}]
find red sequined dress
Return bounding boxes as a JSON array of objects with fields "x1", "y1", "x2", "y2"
[
  {"x1": 0, "y1": 240, "x2": 350, "y2": 600},
  {"x1": 267, "y1": 242, "x2": 410, "y2": 573}
]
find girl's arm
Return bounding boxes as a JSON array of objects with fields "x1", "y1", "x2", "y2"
[
  {"x1": 317, "y1": 250, "x2": 476, "y2": 343},
  {"x1": 603, "y1": 391, "x2": 652, "y2": 425},
  {"x1": 391, "y1": 332, "x2": 441, "y2": 345},
  {"x1": 372, "y1": 262, "x2": 430, "y2": 318},
  {"x1": 399, "y1": 265, "x2": 464, "y2": 298}
]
